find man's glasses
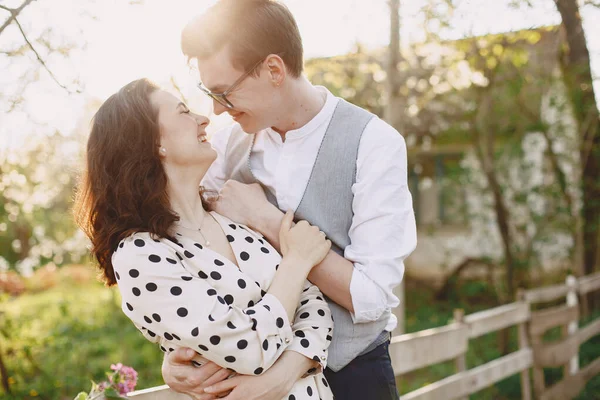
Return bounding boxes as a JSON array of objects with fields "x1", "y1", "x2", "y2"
[{"x1": 197, "y1": 58, "x2": 266, "y2": 110}]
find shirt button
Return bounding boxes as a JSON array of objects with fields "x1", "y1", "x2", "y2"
[
  {"x1": 321, "y1": 356, "x2": 326, "y2": 361},
  {"x1": 285, "y1": 338, "x2": 290, "y2": 344}
]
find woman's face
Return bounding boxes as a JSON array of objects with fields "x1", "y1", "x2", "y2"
[{"x1": 150, "y1": 90, "x2": 217, "y2": 169}]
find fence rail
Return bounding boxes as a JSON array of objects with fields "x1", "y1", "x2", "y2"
[{"x1": 390, "y1": 323, "x2": 468, "y2": 375}]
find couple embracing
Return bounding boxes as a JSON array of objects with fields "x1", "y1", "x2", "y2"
[{"x1": 75, "y1": 1, "x2": 416, "y2": 399}]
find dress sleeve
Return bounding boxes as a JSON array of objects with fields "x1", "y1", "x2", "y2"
[
  {"x1": 284, "y1": 281, "x2": 334, "y2": 375},
  {"x1": 112, "y1": 234, "x2": 294, "y2": 376}
]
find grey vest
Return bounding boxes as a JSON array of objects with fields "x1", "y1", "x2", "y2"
[{"x1": 223, "y1": 99, "x2": 390, "y2": 371}]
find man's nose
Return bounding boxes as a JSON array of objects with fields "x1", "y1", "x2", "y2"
[{"x1": 212, "y1": 99, "x2": 228, "y2": 115}]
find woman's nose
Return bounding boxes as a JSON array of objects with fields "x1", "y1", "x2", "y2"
[{"x1": 195, "y1": 114, "x2": 210, "y2": 127}]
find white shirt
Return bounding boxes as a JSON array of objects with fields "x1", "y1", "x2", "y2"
[{"x1": 203, "y1": 87, "x2": 417, "y2": 332}]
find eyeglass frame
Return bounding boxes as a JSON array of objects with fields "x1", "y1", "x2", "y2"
[{"x1": 196, "y1": 57, "x2": 268, "y2": 110}]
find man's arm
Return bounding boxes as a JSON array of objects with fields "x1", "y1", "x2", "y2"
[
  {"x1": 220, "y1": 118, "x2": 417, "y2": 320},
  {"x1": 253, "y1": 210, "x2": 355, "y2": 313},
  {"x1": 212, "y1": 183, "x2": 356, "y2": 313}
]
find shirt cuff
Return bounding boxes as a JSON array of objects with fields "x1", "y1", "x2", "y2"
[
  {"x1": 251, "y1": 293, "x2": 294, "y2": 356},
  {"x1": 349, "y1": 266, "x2": 389, "y2": 324},
  {"x1": 285, "y1": 331, "x2": 330, "y2": 374}
]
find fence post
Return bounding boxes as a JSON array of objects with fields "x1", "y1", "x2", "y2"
[
  {"x1": 453, "y1": 308, "x2": 467, "y2": 400},
  {"x1": 581, "y1": 291, "x2": 589, "y2": 320},
  {"x1": 527, "y1": 295, "x2": 546, "y2": 397},
  {"x1": 566, "y1": 275, "x2": 579, "y2": 376},
  {"x1": 517, "y1": 289, "x2": 532, "y2": 400}
]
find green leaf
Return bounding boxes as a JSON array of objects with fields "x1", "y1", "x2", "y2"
[
  {"x1": 103, "y1": 387, "x2": 127, "y2": 399},
  {"x1": 74, "y1": 392, "x2": 89, "y2": 400}
]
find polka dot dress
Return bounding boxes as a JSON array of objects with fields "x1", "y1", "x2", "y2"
[{"x1": 112, "y1": 212, "x2": 334, "y2": 400}]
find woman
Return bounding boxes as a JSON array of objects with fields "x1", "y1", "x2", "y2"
[{"x1": 74, "y1": 78, "x2": 334, "y2": 400}]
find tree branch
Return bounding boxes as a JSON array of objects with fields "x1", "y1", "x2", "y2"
[
  {"x1": 1, "y1": 0, "x2": 79, "y2": 94},
  {"x1": 12, "y1": 16, "x2": 79, "y2": 93},
  {"x1": 583, "y1": 0, "x2": 600, "y2": 8},
  {"x1": 435, "y1": 257, "x2": 498, "y2": 301},
  {"x1": 0, "y1": 0, "x2": 36, "y2": 36}
]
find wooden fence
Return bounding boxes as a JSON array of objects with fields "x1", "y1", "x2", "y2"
[
  {"x1": 390, "y1": 301, "x2": 532, "y2": 400},
  {"x1": 128, "y1": 272, "x2": 600, "y2": 400},
  {"x1": 524, "y1": 274, "x2": 600, "y2": 399}
]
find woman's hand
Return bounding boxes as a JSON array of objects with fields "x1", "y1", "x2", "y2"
[
  {"x1": 279, "y1": 210, "x2": 331, "y2": 269},
  {"x1": 162, "y1": 348, "x2": 232, "y2": 399}
]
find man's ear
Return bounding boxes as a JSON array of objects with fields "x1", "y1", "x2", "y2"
[{"x1": 265, "y1": 54, "x2": 286, "y2": 87}]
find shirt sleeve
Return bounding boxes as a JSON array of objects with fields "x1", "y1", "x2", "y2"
[
  {"x1": 112, "y1": 234, "x2": 294, "y2": 376},
  {"x1": 345, "y1": 117, "x2": 417, "y2": 324},
  {"x1": 285, "y1": 281, "x2": 333, "y2": 376},
  {"x1": 201, "y1": 126, "x2": 234, "y2": 192}
]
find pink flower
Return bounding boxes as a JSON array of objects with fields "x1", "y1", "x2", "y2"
[
  {"x1": 117, "y1": 382, "x2": 128, "y2": 395},
  {"x1": 110, "y1": 363, "x2": 123, "y2": 371},
  {"x1": 75, "y1": 364, "x2": 138, "y2": 399},
  {"x1": 110, "y1": 364, "x2": 138, "y2": 394}
]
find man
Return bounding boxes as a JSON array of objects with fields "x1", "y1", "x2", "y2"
[{"x1": 162, "y1": 1, "x2": 416, "y2": 399}]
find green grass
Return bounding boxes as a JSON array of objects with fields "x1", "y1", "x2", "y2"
[{"x1": 0, "y1": 281, "x2": 163, "y2": 400}]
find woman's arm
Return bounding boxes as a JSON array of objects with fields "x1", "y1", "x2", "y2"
[
  {"x1": 285, "y1": 282, "x2": 334, "y2": 375},
  {"x1": 114, "y1": 233, "x2": 295, "y2": 376},
  {"x1": 201, "y1": 287, "x2": 333, "y2": 399}
]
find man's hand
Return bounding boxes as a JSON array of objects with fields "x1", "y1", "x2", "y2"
[
  {"x1": 202, "y1": 363, "x2": 296, "y2": 400},
  {"x1": 211, "y1": 181, "x2": 281, "y2": 233},
  {"x1": 162, "y1": 348, "x2": 231, "y2": 400},
  {"x1": 202, "y1": 351, "x2": 314, "y2": 400}
]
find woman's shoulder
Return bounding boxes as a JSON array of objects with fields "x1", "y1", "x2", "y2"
[{"x1": 112, "y1": 232, "x2": 175, "y2": 262}]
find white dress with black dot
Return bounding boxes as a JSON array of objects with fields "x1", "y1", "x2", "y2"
[{"x1": 112, "y1": 212, "x2": 334, "y2": 400}]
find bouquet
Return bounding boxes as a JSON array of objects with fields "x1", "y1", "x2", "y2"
[{"x1": 74, "y1": 363, "x2": 138, "y2": 400}]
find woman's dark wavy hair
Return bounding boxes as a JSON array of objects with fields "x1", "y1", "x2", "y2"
[{"x1": 74, "y1": 78, "x2": 187, "y2": 286}]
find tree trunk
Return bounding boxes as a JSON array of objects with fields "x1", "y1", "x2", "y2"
[
  {"x1": 387, "y1": 0, "x2": 406, "y2": 335},
  {"x1": 472, "y1": 88, "x2": 518, "y2": 301},
  {"x1": 555, "y1": 0, "x2": 600, "y2": 276},
  {"x1": 0, "y1": 338, "x2": 11, "y2": 394},
  {"x1": 385, "y1": 0, "x2": 404, "y2": 133},
  {"x1": 486, "y1": 161, "x2": 516, "y2": 300}
]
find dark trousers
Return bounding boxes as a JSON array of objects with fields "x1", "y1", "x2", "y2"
[{"x1": 324, "y1": 340, "x2": 399, "y2": 400}]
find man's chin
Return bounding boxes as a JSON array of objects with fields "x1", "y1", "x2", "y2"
[{"x1": 237, "y1": 120, "x2": 261, "y2": 134}]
